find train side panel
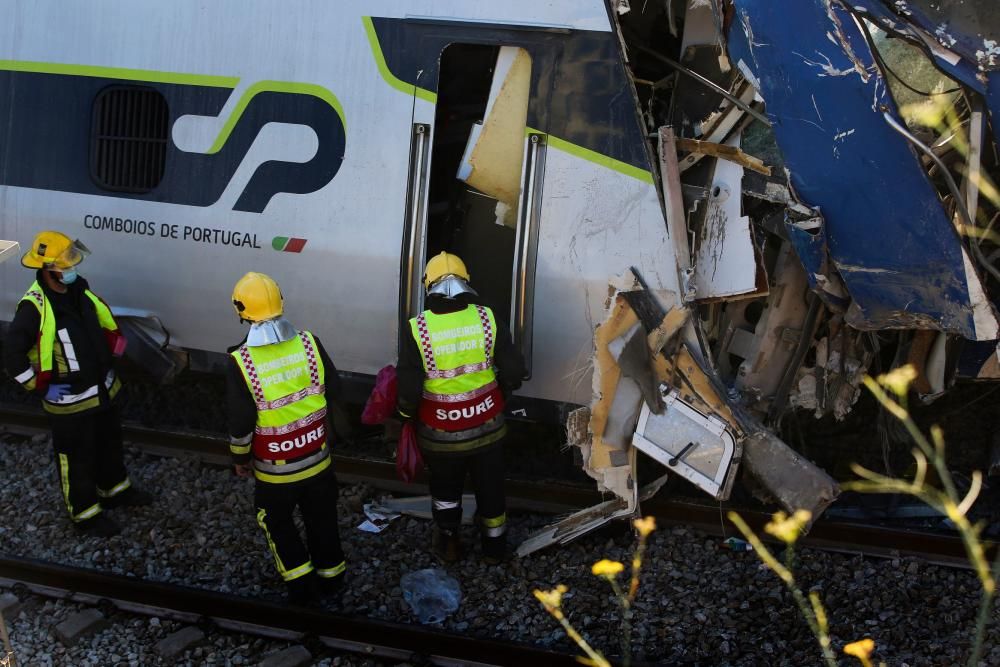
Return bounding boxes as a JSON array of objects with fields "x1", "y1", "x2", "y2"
[{"x1": 0, "y1": 0, "x2": 676, "y2": 410}]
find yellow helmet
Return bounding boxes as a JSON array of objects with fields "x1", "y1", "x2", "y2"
[
  {"x1": 232, "y1": 272, "x2": 283, "y2": 322},
  {"x1": 423, "y1": 252, "x2": 470, "y2": 289},
  {"x1": 21, "y1": 231, "x2": 89, "y2": 269}
]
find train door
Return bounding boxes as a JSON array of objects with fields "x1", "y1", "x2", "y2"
[{"x1": 400, "y1": 42, "x2": 543, "y2": 376}]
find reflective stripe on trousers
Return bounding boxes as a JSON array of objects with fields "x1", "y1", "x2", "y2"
[
  {"x1": 316, "y1": 562, "x2": 346, "y2": 579},
  {"x1": 58, "y1": 453, "x2": 100, "y2": 522},
  {"x1": 255, "y1": 508, "x2": 314, "y2": 582},
  {"x1": 481, "y1": 512, "x2": 507, "y2": 537},
  {"x1": 97, "y1": 478, "x2": 131, "y2": 498}
]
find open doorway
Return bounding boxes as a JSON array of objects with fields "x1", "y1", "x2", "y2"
[{"x1": 425, "y1": 43, "x2": 532, "y2": 324}]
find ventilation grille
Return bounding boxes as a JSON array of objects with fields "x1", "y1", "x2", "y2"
[{"x1": 91, "y1": 86, "x2": 169, "y2": 193}]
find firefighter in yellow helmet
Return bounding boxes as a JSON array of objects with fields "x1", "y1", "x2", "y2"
[
  {"x1": 395, "y1": 252, "x2": 525, "y2": 564},
  {"x1": 3, "y1": 231, "x2": 151, "y2": 537},
  {"x1": 226, "y1": 272, "x2": 347, "y2": 606}
]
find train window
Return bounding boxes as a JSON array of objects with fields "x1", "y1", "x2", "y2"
[
  {"x1": 90, "y1": 86, "x2": 169, "y2": 193},
  {"x1": 424, "y1": 44, "x2": 532, "y2": 335}
]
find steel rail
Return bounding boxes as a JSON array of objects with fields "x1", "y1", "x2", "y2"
[
  {"x1": 0, "y1": 555, "x2": 583, "y2": 667},
  {"x1": 0, "y1": 406, "x2": 993, "y2": 568}
]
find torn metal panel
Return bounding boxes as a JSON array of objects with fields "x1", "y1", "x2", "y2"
[
  {"x1": 783, "y1": 215, "x2": 850, "y2": 311},
  {"x1": 659, "y1": 127, "x2": 694, "y2": 281},
  {"x1": 742, "y1": 428, "x2": 840, "y2": 519},
  {"x1": 691, "y1": 134, "x2": 769, "y2": 301},
  {"x1": 610, "y1": 321, "x2": 664, "y2": 415},
  {"x1": 533, "y1": 270, "x2": 844, "y2": 554},
  {"x1": 727, "y1": 0, "x2": 1000, "y2": 340},
  {"x1": 789, "y1": 323, "x2": 874, "y2": 420},
  {"x1": 587, "y1": 291, "x2": 642, "y2": 490},
  {"x1": 730, "y1": 243, "x2": 813, "y2": 413}
]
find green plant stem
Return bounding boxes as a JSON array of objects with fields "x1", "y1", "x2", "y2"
[
  {"x1": 609, "y1": 578, "x2": 632, "y2": 667},
  {"x1": 864, "y1": 371, "x2": 999, "y2": 667},
  {"x1": 967, "y1": 550, "x2": 1000, "y2": 667},
  {"x1": 547, "y1": 607, "x2": 610, "y2": 667},
  {"x1": 729, "y1": 514, "x2": 836, "y2": 666},
  {"x1": 789, "y1": 586, "x2": 837, "y2": 666}
]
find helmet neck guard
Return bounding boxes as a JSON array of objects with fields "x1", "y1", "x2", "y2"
[
  {"x1": 427, "y1": 275, "x2": 477, "y2": 299},
  {"x1": 246, "y1": 317, "x2": 298, "y2": 347}
]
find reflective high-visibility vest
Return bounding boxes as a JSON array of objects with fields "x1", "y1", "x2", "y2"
[
  {"x1": 18, "y1": 281, "x2": 123, "y2": 415},
  {"x1": 409, "y1": 304, "x2": 505, "y2": 432},
  {"x1": 231, "y1": 330, "x2": 331, "y2": 484}
]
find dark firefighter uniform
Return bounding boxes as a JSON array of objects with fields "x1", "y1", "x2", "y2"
[
  {"x1": 396, "y1": 252, "x2": 524, "y2": 563},
  {"x1": 226, "y1": 271, "x2": 345, "y2": 604},
  {"x1": 4, "y1": 231, "x2": 147, "y2": 537}
]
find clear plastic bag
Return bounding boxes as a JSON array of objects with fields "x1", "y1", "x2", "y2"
[
  {"x1": 400, "y1": 568, "x2": 462, "y2": 624},
  {"x1": 361, "y1": 365, "x2": 397, "y2": 425}
]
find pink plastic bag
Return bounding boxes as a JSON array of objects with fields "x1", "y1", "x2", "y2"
[
  {"x1": 397, "y1": 422, "x2": 424, "y2": 483},
  {"x1": 361, "y1": 365, "x2": 398, "y2": 425}
]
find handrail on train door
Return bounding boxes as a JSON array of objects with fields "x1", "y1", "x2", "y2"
[{"x1": 510, "y1": 131, "x2": 546, "y2": 380}]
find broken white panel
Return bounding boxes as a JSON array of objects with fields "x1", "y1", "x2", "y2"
[
  {"x1": 0, "y1": 240, "x2": 19, "y2": 264},
  {"x1": 372, "y1": 495, "x2": 478, "y2": 526},
  {"x1": 632, "y1": 386, "x2": 737, "y2": 499},
  {"x1": 517, "y1": 497, "x2": 634, "y2": 557},
  {"x1": 517, "y1": 473, "x2": 669, "y2": 557},
  {"x1": 680, "y1": 0, "x2": 720, "y2": 57},
  {"x1": 693, "y1": 135, "x2": 758, "y2": 300},
  {"x1": 457, "y1": 46, "x2": 532, "y2": 227}
]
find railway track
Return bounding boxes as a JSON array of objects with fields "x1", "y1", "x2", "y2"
[
  {"x1": 0, "y1": 555, "x2": 585, "y2": 667},
  {"x1": 1, "y1": 406, "x2": 993, "y2": 568}
]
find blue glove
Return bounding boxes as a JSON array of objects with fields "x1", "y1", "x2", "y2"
[{"x1": 44, "y1": 383, "x2": 72, "y2": 402}]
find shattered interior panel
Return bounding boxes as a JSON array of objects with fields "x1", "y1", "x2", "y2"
[{"x1": 524, "y1": 0, "x2": 1000, "y2": 552}]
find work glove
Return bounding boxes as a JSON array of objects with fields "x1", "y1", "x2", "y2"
[{"x1": 44, "y1": 383, "x2": 72, "y2": 402}]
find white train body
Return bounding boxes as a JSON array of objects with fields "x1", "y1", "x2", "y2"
[{"x1": 0, "y1": 1, "x2": 677, "y2": 418}]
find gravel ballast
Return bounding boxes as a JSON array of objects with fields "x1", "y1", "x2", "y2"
[{"x1": 1, "y1": 433, "x2": 998, "y2": 666}]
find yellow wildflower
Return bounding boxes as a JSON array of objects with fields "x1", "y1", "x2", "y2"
[
  {"x1": 843, "y1": 638, "x2": 875, "y2": 667},
  {"x1": 764, "y1": 509, "x2": 812, "y2": 544},
  {"x1": 876, "y1": 365, "x2": 917, "y2": 397},
  {"x1": 533, "y1": 584, "x2": 568, "y2": 612},
  {"x1": 591, "y1": 559, "x2": 625, "y2": 578},
  {"x1": 633, "y1": 516, "x2": 656, "y2": 537}
]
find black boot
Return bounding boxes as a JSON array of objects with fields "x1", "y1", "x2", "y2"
[
  {"x1": 481, "y1": 535, "x2": 513, "y2": 565},
  {"x1": 74, "y1": 513, "x2": 121, "y2": 538},
  {"x1": 101, "y1": 487, "x2": 153, "y2": 509},
  {"x1": 318, "y1": 574, "x2": 345, "y2": 607},
  {"x1": 432, "y1": 526, "x2": 462, "y2": 563},
  {"x1": 286, "y1": 573, "x2": 320, "y2": 607}
]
